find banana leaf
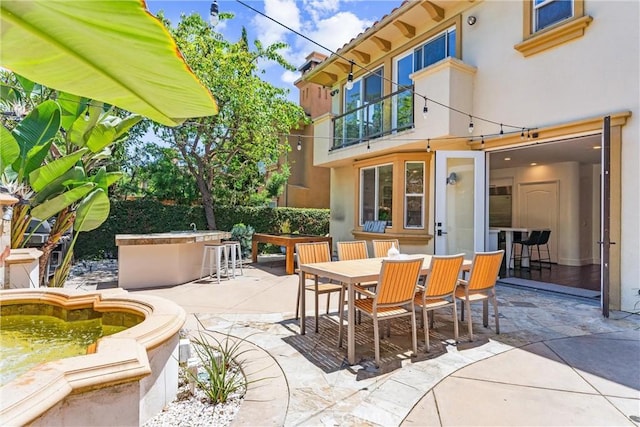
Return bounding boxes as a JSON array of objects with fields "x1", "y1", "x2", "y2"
[
  {"x1": 30, "y1": 183, "x2": 94, "y2": 220},
  {"x1": 74, "y1": 188, "x2": 110, "y2": 232},
  {"x1": 0, "y1": 126, "x2": 20, "y2": 171},
  {"x1": 29, "y1": 148, "x2": 88, "y2": 192},
  {"x1": 1, "y1": 0, "x2": 217, "y2": 126}
]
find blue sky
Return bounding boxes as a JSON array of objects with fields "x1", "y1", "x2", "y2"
[{"x1": 146, "y1": 0, "x2": 401, "y2": 102}]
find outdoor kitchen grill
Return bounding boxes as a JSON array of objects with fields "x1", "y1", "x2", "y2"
[{"x1": 23, "y1": 218, "x2": 73, "y2": 279}]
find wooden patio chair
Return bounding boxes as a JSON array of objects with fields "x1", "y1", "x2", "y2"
[
  {"x1": 414, "y1": 254, "x2": 465, "y2": 351},
  {"x1": 295, "y1": 242, "x2": 344, "y2": 333},
  {"x1": 351, "y1": 257, "x2": 423, "y2": 366},
  {"x1": 372, "y1": 239, "x2": 400, "y2": 258},
  {"x1": 337, "y1": 240, "x2": 376, "y2": 331},
  {"x1": 455, "y1": 250, "x2": 504, "y2": 341}
]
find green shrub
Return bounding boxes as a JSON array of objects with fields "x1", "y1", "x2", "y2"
[
  {"x1": 74, "y1": 200, "x2": 329, "y2": 259},
  {"x1": 230, "y1": 223, "x2": 254, "y2": 257}
]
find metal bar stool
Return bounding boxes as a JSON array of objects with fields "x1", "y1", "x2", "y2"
[
  {"x1": 224, "y1": 241, "x2": 243, "y2": 278},
  {"x1": 200, "y1": 244, "x2": 228, "y2": 284}
]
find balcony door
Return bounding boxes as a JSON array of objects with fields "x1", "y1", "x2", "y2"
[
  {"x1": 434, "y1": 151, "x2": 486, "y2": 258},
  {"x1": 343, "y1": 68, "x2": 383, "y2": 142}
]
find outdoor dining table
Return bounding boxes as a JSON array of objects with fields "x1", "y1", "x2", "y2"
[{"x1": 298, "y1": 254, "x2": 472, "y2": 365}]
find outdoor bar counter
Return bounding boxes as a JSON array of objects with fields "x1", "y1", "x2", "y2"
[{"x1": 116, "y1": 231, "x2": 230, "y2": 289}]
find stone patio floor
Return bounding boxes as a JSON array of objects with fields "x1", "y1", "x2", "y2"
[{"x1": 69, "y1": 259, "x2": 640, "y2": 426}]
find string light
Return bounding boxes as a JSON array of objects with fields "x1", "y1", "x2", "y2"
[
  {"x1": 481, "y1": 135, "x2": 485, "y2": 148},
  {"x1": 499, "y1": 124, "x2": 504, "y2": 138},
  {"x1": 422, "y1": 97, "x2": 428, "y2": 119},
  {"x1": 521, "y1": 128, "x2": 525, "y2": 140},
  {"x1": 367, "y1": 140, "x2": 370, "y2": 150},
  {"x1": 296, "y1": 136, "x2": 302, "y2": 151},
  {"x1": 84, "y1": 109, "x2": 90, "y2": 121},
  {"x1": 209, "y1": 0, "x2": 219, "y2": 26},
  {"x1": 345, "y1": 61, "x2": 354, "y2": 91},
  {"x1": 426, "y1": 139, "x2": 431, "y2": 153},
  {"x1": 527, "y1": 129, "x2": 531, "y2": 139},
  {"x1": 468, "y1": 116, "x2": 474, "y2": 133}
]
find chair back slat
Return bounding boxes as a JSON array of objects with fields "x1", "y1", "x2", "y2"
[
  {"x1": 372, "y1": 239, "x2": 400, "y2": 258},
  {"x1": 296, "y1": 241, "x2": 331, "y2": 265},
  {"x1": 337, "y1": 241, "x2": 369, "y2": 261},
  {"x1": 424, "y1": 254, "x2": 465, "y2": 297},
  {"x1": 376, "y1": 258, "x2": 423, "y2": 305},
  {"x1": 467, "y1": 250, "x2": 504, "y2": 291}
]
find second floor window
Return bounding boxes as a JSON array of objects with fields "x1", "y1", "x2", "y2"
[
  {"x1": 534, "y1": 0, "x2": 573, "y2": 31},
  {"x1": 414, "y1": 27, "x2": 456, "y2": 72}
]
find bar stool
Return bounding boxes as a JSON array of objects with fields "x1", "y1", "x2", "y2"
[
  {"x1": 510, "y1": 230, "x2": 542, "y2": 270},
  {"x1": 224, "y1": 241, "x2": 243, "y2": 278},
  {"x1": 200, "y1": 244, "x2": 228, "y2": 283}
]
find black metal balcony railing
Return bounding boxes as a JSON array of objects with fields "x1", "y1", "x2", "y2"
[{"x1": 332, "y1": 86, "x2": 414, "y2": 151}]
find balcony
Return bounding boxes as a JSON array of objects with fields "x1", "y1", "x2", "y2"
[{"x1": 331, "y1": 86, "x2": 414, "y2": 150}]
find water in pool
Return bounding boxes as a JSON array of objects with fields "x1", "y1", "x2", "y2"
[{"x1": 0, "y1": 315, "x2": 127, "y2": 386}]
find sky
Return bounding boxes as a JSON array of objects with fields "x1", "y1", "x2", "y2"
[{"x1": 145, "y1": 0, "x2": 402, "y2": 102}]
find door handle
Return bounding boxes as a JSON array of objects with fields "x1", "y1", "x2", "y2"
[{"x1": 437, "y1": 230, "x2": 448, "y2": 236}]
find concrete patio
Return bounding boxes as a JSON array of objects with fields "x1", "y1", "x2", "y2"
[{"x1": 71, "y1": 259, "x2": 640, "y2": 426}]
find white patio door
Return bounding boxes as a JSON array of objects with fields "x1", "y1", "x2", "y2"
[{"x1": 434, "y1": 151, "x2": 486, "y2": 258}]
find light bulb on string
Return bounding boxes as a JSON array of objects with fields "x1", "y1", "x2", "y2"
[
  {"x1": 527, "y1": 129, "x2": 531, "y2": 139},
  {"x1": 426, "y1": 139, "x2": 431, "y2": 153},
  {"x1": 84, "y1": 109, "x2": 90, "y2": 121},
  {"x1": 345, "y1": 61, "x2": 354, "y2": 91},
  {"x1": 499, "y1": 124, "x2": 504, "y2": 138},
  {"x1": 209, "y1": 0, "x2": 219, "y2": 26},
  {"x1": 520, "y1": 128, "x2": 525, "y2": 140},
  {"x1": 481, "y1": 135, "x2": 485, "y2": 148},
  {"x1": 296, "y1": 136, "x2": 302, "y2": 151},
  {"x1": 367, "y1": 140, "x2": 370, "y2": 150},
  {"x1": 422, "y1": 97, "x2": 428, "y2": 119},
  {"x1": 468, "y1": 116, "x2": 474, "y2": 133}
]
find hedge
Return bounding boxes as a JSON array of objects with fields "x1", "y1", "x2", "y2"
[{"x1": 74, "y1": 199, "x2": 330, "y2": 259}]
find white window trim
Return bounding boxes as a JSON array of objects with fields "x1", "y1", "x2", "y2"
[{"x1": 404, "y1": 161, "x2": 425, "y2": 230}]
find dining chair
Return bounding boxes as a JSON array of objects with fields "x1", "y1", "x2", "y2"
[
  {"x1": 351, "y1": 257, "x2": 423, "y2": 367},
  {"x1": 455, "y1": 250, "x2": 504, "y2": 341},
  {"x1": 295, "y1": 241, "x2": 344, "y2": 333},
  {"x1": 533, "y1": 230, "x2": 552, "y2": 269},
  {"x1": 372, "y1": 239, "x2": 400, "y2": 258},
  {"x1": 510, "y1": 230, "x2": 541, "y2": 270},
  {"x1": 337, "y1": 240, "x2": 376, "y2": 330},
  {"x1": 414, "y1": 254, "x2": 465, "y2": 351}
]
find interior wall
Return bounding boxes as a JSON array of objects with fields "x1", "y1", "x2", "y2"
[{"x1": 491, "y1": 161, "x2": 593, "y2": 266}]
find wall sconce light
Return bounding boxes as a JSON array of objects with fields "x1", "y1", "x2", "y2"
[
  {"x1": 330, "y1": 88, "x2": 339, "y2": 97},
  {"x1": 446, "y1": 172, "x2": 458, "y2": 185},
  {"x1": 467, "y1": 15, "x2": 477, "y2": 26},
  {"x1": 345, "y1": 61, "x2": 354, "y2": 91}
]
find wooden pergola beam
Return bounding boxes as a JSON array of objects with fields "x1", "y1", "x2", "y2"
[
  {"x1": 371, "y1": 36, "x2": 391, "y2": 52},
  {"x1": 351, "y1": 49, "x2": 371, "y2": 64},
  {"x1": 393, "y1": 20, "x2": 416, "y2": 38},
  {"x1": 421, "y1": 1, "x2": 445, "y2": 22},
  {"x1": 335, "y1": 61, "x2": 351, "y2": 73}
]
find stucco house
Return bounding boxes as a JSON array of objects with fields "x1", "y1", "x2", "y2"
[{"x1": 301, "y1": 0, "x2": 639, "y2": 314}]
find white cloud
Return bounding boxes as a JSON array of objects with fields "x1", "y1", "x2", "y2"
[
  {"x1": 303, "y1": 0, "x2": 340, "y2": 21},
  {"x1": 281, "y1": 69, "x2": 300, "y2": 84},
  {"x1": 253, "y1": 0, "x2": 301, "y2": 46}
]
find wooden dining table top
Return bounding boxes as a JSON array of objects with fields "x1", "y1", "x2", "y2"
[{"x1": 299, "y1": 254, "x2": 472, "y2": 284}]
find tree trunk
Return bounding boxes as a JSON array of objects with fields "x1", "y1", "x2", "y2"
[{"x1": 195, "y1": 176, "x2": 216, "y2": 230}]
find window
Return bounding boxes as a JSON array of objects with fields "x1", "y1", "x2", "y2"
[
  {"x1": 405, "y1": 162, "x2": 424, "y2": 229},
  {"x1": 342, "y1": 68, "x2": 384, "y2": 141},
  {"x1": 515, "y1": 0, "x2": 591, "y2": 57},
  {"x1": 393, "y1": 53, "x2": 415, "y2": 131},
  {"x1": 413, "y1": 27, "x2": 456, "y2": 72},
  {"x1": 360, "y1": 164, "x2": 393, "y2": 227},
  {"x1": 534, "y1": 0, "x2": 573, "y2": 32}
]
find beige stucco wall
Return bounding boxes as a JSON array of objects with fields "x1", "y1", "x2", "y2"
[
  {"x1": 316, "y1": 1, "x2": 639, "y2": 311},
  {"x1": 464, "y1": 1, "x2": 639, "y2": 310}
]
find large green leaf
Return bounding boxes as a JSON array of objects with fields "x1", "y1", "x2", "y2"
[
  {"x1": 22, "y1": 140, "x2": 53, "y2": 181},
  {"x1": 57, "y1": 92, "x2": 88, "y2": 131},
  {"x1": 0, "y1": 126, "x2": 20, "y2": 170},
  {"x1": 29, "y1": 148, "x2": 88, "y2": 192},
  {"x1": 11, "y1": 100, "x2": 60, "y2": 169},
  {"x1": 74, "y1": 188, "x2": 110, "y2": 232},
  {"x1": 0, "y1": 0, "x2": 217, "y2": 126},
  {"x1": 32, "y1": 165, "x2": 86, "y2": 205},
  {"x1": 30, "y1": 182, "x2": 94, "y2": 220}
]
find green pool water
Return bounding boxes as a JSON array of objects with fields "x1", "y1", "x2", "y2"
[{"x1": 0, "y1": 314, "x2": 128, "y2": 386}]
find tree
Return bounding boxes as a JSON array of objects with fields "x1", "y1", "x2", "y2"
[{"x1": 153, "y1": 14, "x2": 308, "y2": 229}]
